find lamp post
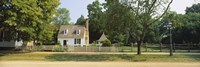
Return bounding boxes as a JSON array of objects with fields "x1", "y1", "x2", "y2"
[{"x1": 167, "y1": 21, "x2": 173, "y2": 56}]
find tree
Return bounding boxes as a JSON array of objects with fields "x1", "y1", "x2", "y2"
[
  {"x1": 0, "y1": 0, "x2": 60, "y2": 45},
  {"x1": 35, "y1": 0, "x2": 60, "y2": 45},
  {"x1": 120, "y1": 0, "x2": 173, "y2": 55},
  {"x1": 104, "y1": 0, "x2": 131, "y2": 44},
  {"x1": 101, "y1": 40, "x2": 112, "y2": 47},
  {"x1": 53, "y1": 8, "x2": 71, "y2": 28},
  {"x1": 186, "y1": 3, "x2": 200, "y2": 14},
  {"x1": 172, "y1": 13, "x2": 200, "y2": 44},
  {"x1": 75, "y1": 15, "x2": 85, "y2": 25},
  {"x1": 52, "y1": 8, "x2": 70, "y2": 44},
  {"x1": 87, "y1": 0, "x2": 105, "y2": 43}
]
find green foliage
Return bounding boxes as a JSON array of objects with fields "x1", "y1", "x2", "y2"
[
  {"x1": 186, "y1": 3, "x2": 200, "y2": 14},
  {"x1": 55, "y1": 41, "x2": 61, "y2": 46},
  {"x1": 87, "y1": 0, "x2": 173, "y2": 54},
  {"x1": 87, "y1": 0, "x2": 105, "y2": 42},
  {"x1": 91, "y1": 41, "x2": 98, "y2": 47},
  {"x1": 107, "y1": 0, "x2": 173, "y2": 54},
  {"x1": 75, "y1": 15, "x2": 86, "y2": 25},
  {"x1": 172, "y1": 13, "x2": 200, "y2": 44},
  {"x1": 52, "y1": 45, "x2": 66, "y2": 52},
  {"x1": 144, "y1": 11, "x2": 179, "y2": 43},
  {"x1": 53, "y1": 8, "x2": 71, "y2": 27},
  {"x1": 0, "y1": 0, "x2": 60, "y2": 45},
  {"x1": 101, "y1": 40, "x2": 112, "y2": 47},
  {"x1": 160, "y1": 6, "x2": 200, "y2": 44}
]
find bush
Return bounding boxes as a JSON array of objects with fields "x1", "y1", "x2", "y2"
[
  {"x1": 91, "y1": 41, "x2": 98, "y2": 47},
  {"x1": 56, "y1": 42, "x2": 61, "y2": 46},
  {"x1": 52, "y1": 45, "x2": 66, "y2": 52},
  {"x1": 101, "y1": 40, "x2": 112, "y2": 47}
]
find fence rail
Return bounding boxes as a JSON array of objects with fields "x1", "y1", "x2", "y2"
[{"x1": 18, "y1": 44, "x2": 200, "y2": 52}]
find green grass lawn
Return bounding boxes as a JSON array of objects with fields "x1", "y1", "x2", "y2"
[{"x1": 0, "y1": 52, "x2": 200, "y2": 62}]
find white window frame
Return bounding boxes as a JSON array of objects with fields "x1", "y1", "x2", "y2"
[
  {"x1": 75, "y1": 29, "x2": 80, "y2": 35},
  {"x1": 74, "y1": 39, "x2": 81, "y2": 44},
  {"x1": 64, "y1": 29, "x2": 68, "y2": 35}
]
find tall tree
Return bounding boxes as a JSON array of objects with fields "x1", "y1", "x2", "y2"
[
  {"x1": 103, "y1": 0, "x2": 134, "y2": 44},
  {"x1": 87, "y1": 0, "x2": 105, "y2": 42},
  {"x1": 52, "y1": 8, "x2": 70, "y2": 44},
  {"x1": 121, "y1": 0, "x2": 173, "y2": 55},
  {"x1": 172, "y1": 13, "x2": 200, "y2": 44},
  {"x1": 53, "y1": 8, "x2": 70, "y2": 27},
  {"x1": 0, "y1": 0, "x2": 60, "y2": 45},
  {"x1": 186, "y1": 3, "x2": 200, "y2": 14},
  {"x1": 35, "y1": 0, "x2": 60, "y2": 45},
  {"x1": 75, "y1": 15, "x2": 85, "y2": 25}
]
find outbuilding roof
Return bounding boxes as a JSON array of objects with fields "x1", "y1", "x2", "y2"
[{"x1": 98, "y1": 33, "x2": 108, "y2": 41}]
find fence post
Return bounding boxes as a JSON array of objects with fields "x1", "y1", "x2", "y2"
[
  {"x1": 98, "y1": 46, "x2": 101, "y2": 52},
  {"x1": 86, "y1": 46, "x2": 87, "y2": 52},
  {"x1": 173, "y1": 43, "x2": 175, "y2": 52},
  {"x1": 120, "y1": 46, "x2": 122, "y2": 52},
  {"x1": 188, "y1": 43, "x2": 190, "y2": 52},
  {"x1": 131, "y1": 43, "x2": 133, "y2": 52},
  {"x1": 110, "y1": 47, "x2": 111, "y2": 52},
  {"x1": 73, "y1": 45, "x2": 75, "y2": 52},
  {"x1": 145, "y1": 42, "x2": 147, "y2": 52},
  {"x1": 160, "y1": 43, "x2": 162, "y2": 52}
]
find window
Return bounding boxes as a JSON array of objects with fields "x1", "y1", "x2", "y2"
[
  {"x1": 64, "y1": 29, "x2": 68, "y2": 35},
  {"x1": 75, "y1": 29, "x2": 80, "y2": 35},
  {"x1": 74, "y1": 39, "x2": 81, "y2": 44}
]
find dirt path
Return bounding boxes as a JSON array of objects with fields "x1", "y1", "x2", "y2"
[{"x1": 1, "y1": 61, "x2": 200, "y2": 67}]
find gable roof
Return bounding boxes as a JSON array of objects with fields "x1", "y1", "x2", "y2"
[
  {"x1": 98, "y1": 33, "x2": 108, "y2": 41},
  {"x1": 58, "y1": 25, "x2": 85, "y2": 38}
]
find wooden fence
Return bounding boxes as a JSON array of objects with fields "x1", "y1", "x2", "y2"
[{"x1": 19, "y1": 44, "x2": 200, "y2": 52}]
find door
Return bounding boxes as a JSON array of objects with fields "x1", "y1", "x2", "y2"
[{"x1": 63, "y1": 40, "x2": 68, "y2": 46}]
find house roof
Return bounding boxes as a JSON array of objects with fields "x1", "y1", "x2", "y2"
[
  {"x1": 98, "y1": 33, "x2": 108, "y2": 41},
  {"x1": 58, "y1": 25, "x2": 85, "y2": 38}
]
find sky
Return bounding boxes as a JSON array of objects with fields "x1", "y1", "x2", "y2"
[{"x1": 59, "y1": 0, "x2": 200, "y2": 23}]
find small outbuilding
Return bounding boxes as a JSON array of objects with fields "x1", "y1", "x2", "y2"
[{"x1": 97, "y1": 33, "x2": 108, "y2": 46}]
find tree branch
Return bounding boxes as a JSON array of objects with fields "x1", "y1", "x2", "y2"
[
  {"x1": 148, "y1": 0, "x2": 157, "y2": 14},
  {"x1": 152, "y1": 0, "x2": 173, "y2": 23}
]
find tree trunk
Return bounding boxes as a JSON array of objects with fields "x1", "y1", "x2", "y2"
[
  {"x1": 160, "y1": 43, "x2": 162, "y2": 52},
  {"x1": 137, "y1": 41, "x2": 142, "y2": 55}
]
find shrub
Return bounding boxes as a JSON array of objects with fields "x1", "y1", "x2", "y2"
[
  {"x1": 91, "y1": 41, "x2": 98, "y2": 47},
  {"x1": 52, "y1": 45, "x2": 66, "y2": 52},
  {"x1": 56, "y1": 42, "x2": 61, "y2": 46},
  {"x1": 101, "y1": 40, "x2": 112, "y2": 47}
]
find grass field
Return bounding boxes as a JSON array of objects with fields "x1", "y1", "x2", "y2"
[{"x1": 0, "y1": 52, "x2": 200, "y2": 62}]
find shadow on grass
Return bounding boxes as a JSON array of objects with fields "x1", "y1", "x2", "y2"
[
  {"x1": 45, "y1": 54, "x2": 147, "y2": 62},
  {"x1": 185, "y1": 55, "x2": 200, "y2": 61},
  {"x1": 0, "y1": 50, "x2": 31, "y2": 57},
  {"x1": 45, "y1": 54, "x2": 110, "y2": 61}
]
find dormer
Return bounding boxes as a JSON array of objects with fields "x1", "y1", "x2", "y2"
[
  {"x1": 64, "y1": 29, "x2": 68, "y2": 35},
  {"x1": 75, "y1": 29, "x2": 80, "y2": 35}
]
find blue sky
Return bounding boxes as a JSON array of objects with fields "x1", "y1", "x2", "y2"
[{"x1": 59, "y1": 0, "x2": 200, "y2": 23}]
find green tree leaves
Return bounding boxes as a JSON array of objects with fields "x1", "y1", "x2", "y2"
[
  {"x1": 86, "y1": 0, "x2": 173, "y2": 55},
  {"x1": 53, "y1": 8, "x2": 70, "y2": 26},
  {"x1": 0, "y1": 0, "x2": 60, "y2": 45},
  {"x1": 186, "y1": 3, "x2": 200, "y2": 14},
  {"x1": 75, "y1": 15, "x2": 85, "y2": 25}
]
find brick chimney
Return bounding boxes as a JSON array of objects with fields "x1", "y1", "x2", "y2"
[{"x1": 85, "y1": 18, "x2": 89, "y2": 46}]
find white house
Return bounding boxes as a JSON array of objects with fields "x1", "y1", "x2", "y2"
[{"x1": 57, "y1": 19, "x2": 89, "y2": 47}]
